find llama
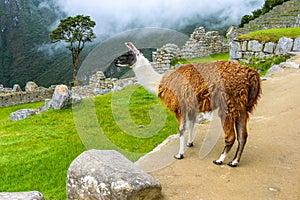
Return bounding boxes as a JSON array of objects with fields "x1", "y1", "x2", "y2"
[{"x1": 115, "y1": 42, "x2": 261, "y2": 167}]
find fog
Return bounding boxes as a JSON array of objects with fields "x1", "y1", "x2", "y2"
[{"x1": 52, "y1": 0, "x2": 264, "y2": 37}]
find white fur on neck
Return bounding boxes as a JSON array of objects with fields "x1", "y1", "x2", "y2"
[{"x1": 133, "y1": 54, "x2": 162, "y2": 95}]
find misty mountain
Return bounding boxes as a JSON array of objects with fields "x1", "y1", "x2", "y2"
[
  {"x1": 0, "y1": 0, "x2": 71, "y2": 87},
  {"x1": 0, "y1": 0, "x2": 264, "y2": 88}
]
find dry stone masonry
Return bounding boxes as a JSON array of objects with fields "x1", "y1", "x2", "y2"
[
  {"x1": 0, "y1": 82, "x2": 54, "y2": 108},
  {"x1": 72, "y1": 71, "x2": 137, "y2": 98},
  {"x1": 152, "y1": 27, "x2": 228, "y2": 73},
  {"x1": 229, "y1": 36, "x2": 300, "y2": 61},
  {"x1": 181, "y1": 28, "x2": 228, "y2": 58},
  {"x1": 152, "y1": 44, "x2": 181, "y2": 73}
]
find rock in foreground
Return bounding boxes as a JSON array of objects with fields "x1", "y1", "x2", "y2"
[{"x1": 67, "y1": 150, "x2": 162, "y2": 200}]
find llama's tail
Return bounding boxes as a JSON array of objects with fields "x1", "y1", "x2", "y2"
[{"x1": 247, "y1": 71, "x2": 262, "y2": 114}]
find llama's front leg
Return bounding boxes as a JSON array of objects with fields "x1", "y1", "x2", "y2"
[
  {"x1": 213, "y1": 117, "x2": 235, "y2": 165},
  {"x1": 228, "y1": 112, "x2": 248, "y2": 167}
]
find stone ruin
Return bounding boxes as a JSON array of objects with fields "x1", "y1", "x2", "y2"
[
  {"x1": 229, "y1": 36, "x2": 300, "y2": 61},
  {"x1": 151, "y1": 27, "x2": 229, "y2": 73},
  {"x1": 151, "y1": 43, "x2": 181, "y2": 73},
  {"x1": 71, "y1": 71, "x2": 137, "y2": 98},
  {"x1": 0, "y1": 81, "x2": 54, "y2": 108},
  {"x1": 181, "y1": 27, "x2": 228, "y2": 58}
]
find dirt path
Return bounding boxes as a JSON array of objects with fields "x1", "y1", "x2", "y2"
[{"x1": 137, "y1": 68, "x2": 300, "y2": 199}]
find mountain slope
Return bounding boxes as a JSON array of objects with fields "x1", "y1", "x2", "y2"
[
  {"x1": 0, "y1": 0, "x2": 74, "y2": 87},
  {"x1": 242, "y1": 0, "x2": 300, "y2": 30}
]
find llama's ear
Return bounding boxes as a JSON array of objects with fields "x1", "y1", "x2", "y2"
[{"x1": 125, "y1": 42, "x2": 140, "y2": 56}]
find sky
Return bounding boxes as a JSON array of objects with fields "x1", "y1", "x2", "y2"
[{"x1": 52, "y1": 0, "x2": 265, "y2": 37}]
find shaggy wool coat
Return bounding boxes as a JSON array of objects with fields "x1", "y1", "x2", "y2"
[{"x1": 158, "y1": 61, "x2": 261, "y2": 123}]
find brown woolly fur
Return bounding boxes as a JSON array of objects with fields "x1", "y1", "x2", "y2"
[{"x1": 158, "y1": 61, "x2": 261, "y2": 123}]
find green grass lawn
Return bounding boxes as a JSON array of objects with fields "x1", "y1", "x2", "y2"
[
  {"x1": 171, "y1": 52, "x2": 229, "y2": 65},
  {"x1": 0, "y1": 85, "x2": 177, "y2": 199},
  {"x1": 237, "y1": 27, "x2": 300, "y2": 42}
]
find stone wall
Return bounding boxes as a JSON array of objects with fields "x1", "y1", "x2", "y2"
[
  {"x1": 72, "y1": 71, "x2": 137, "y2": 98},
  {"x1": 181, "y1": 27, "x2": 228, "y2": 58},
  {"x1": 229, "y1": 36, "x2": 300, "y2": 61},
  {"x1": 152, "y1": 27, "x2": 228, "y2": 73},
  {"x1": 0, "y1": 83, "x2": 54, "y2": 107},
  {"x1": 151, "y1": 43, "x2": 181, "y2": 73}
]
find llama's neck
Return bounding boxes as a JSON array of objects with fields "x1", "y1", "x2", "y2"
[{"x1": 133, "y1": 55, "x2": 163, "y2": 95}]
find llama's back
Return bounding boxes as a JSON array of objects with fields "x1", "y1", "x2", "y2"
[{"x1": 158, "y1": 61, "x2": 261, "y2": 119}]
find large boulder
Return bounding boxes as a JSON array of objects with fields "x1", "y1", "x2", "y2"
[
  {"x1": 9, "y1": 109, "x2": 37, "y2": 121},
  {"x1": 0, "y1": 191, "x2": 44, "y2": 200},
  {"x1": 67, "y1": 150, "x2": 162, "y2": 200},
  {"x1": 51, "y1": 85, "x2": 71, "y2": 110}
]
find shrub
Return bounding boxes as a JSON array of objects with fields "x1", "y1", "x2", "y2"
[{"x1": 240, "y1": 55, "x2": 290, "y2": 76}]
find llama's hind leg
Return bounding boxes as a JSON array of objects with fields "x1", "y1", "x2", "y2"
[
  {"x1": 174, "y1": 119, "x2": 186, "y2": 159},
  {"x1": 186, "y1": 110, "x2": 196, "y2": 147},
  {"x1": 174, "y1": 112, "x2": 186, "y2": 159},
  {"x1": 213, "y1": 117, "x2": 236, "y2": 165},
  {"x1": 228, "y1": 112, "x2": 248, "y2": 167}
]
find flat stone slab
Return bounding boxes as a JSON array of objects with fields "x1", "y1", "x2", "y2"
[
  {"x1": 9, "y1": 109, "x2": 37, "y2": 121},
  {"x1": 67, "y1": 150, "x2": 162, "y2": 200},
  {"x1": 0, "y1": 191, "x2": 44, "y2": 200}
]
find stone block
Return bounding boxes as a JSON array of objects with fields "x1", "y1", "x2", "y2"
[
  {"x1": 263, "y1": 42, "x2": 276, "y2": 54},
  {"x1": 67, "y1": 150, "x2": 162, "y2": 200},
  {"x1": 279, "y1": 61, "x2": 299, "y2": 69},
  {"x1": 292, "y1": 37, "x2": 300, "y2": 51},
  {"x1": 248, "y1": 40, "x2": 263, "y2": 52},
  {"x1": 241, "y1": 41, "x2": 248, "y2": 51},
  {"x1": 275, "y1": 37, "x2": 293, "y2": 55},
  {"x1": 229, "y1": 42, "x2": 242, "y2": 60},
  {"x1": 25, "y1": 81, "x2": 38, "y2": 92},
  {"x1": 266, "y1": 65, "x2": 284, "y2": 77},
  {"x1": 12, "y1": 84, "x2": 22, "y2": 92}
]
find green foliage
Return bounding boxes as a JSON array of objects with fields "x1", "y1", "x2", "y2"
[
  {"x1": 49, "y1": 15, "x2": 96, "y2": 81},
  {"x1": 240, "y1": 55, "x2": 290, "y2": 76},
  {"x1": 237, "y1": 27, "x2": 300, "y2": 42},
  {"x1": 0, "y1": 85, "x2": 177, "y2": 199},
  {"x1": 239, "y1": 0, "x2": 290, "y2": 27}
]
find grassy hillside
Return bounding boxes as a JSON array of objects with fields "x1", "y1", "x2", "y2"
[{"x1": 0, "y1": 85, "x2": 177, "y2": 199}]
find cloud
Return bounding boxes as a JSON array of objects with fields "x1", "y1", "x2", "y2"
[{"x1": 52, "y1": 0, "x2": 264, "y2": 37}]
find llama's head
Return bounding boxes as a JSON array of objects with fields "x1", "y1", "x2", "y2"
[{"x1": 115, "y1": 42, "x2": 140, "y2": 68}]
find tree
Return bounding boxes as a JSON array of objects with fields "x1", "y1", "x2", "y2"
[{"x1": 49, "y1": 15, "x2": 96, "y2": 83}]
